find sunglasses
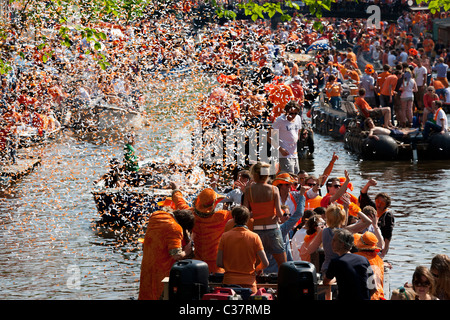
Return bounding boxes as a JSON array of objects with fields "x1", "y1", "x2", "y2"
[
  {"x1": 330, "y1": 184, "x2": 341, "y2": 188},
  {"x1": 307, "y1": 183, "x2": 317, "y2": 187},
  {"x1": 288, "y1": 112, "x2": 298, "y2": 116},
  {"x1": 414, "y1": 281, "x2": 431, "y2": 287}
]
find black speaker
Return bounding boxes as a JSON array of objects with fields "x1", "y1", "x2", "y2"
[
  {"x1": 168, "y1": 259, "x2": 209, "y2": 300},
  {"x1": 277, "y1": 261, "x2": 318, "y2": 300}
]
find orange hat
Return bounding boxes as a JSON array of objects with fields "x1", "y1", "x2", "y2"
[
  {"x1": 272, "y1": 172, "x2": 295, "y2": 186},
  {"x1": 157, "y1": 197, "x2": 176, "y2": 210},
  {"x1": 194, "y1": 188, "x2": 225, "y2": 217},
  {"x1": 337, "y1": 177, "x2": 353, "y2": 191},
  {"x1": 365, "y1": 64, "x2": 374, "y2": 74},
  {"x1": 354, "y1": 231, "x2": 380, "y2": 251}
]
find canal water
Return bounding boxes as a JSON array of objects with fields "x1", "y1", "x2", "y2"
[{"x1": 1, "y1": 78, "x2": 449, "y2": 299}]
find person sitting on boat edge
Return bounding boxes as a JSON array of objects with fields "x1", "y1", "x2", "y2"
[
  {"x1": 423, "y1": 100, "x2": 448, "y2": 140},
  {"x1": 170, "y1": 183, "x2": 233, "y2": 274},
  {"x1": 355, "y1": 88, "x2": 394, "y2": 128},
  {"x1": 364, "y1": 117, "x2": 418, "y2": 141}
]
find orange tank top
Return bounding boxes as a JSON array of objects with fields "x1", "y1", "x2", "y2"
[{"x1": 249, "y1": 186, "x2": 276, "y2": 220}]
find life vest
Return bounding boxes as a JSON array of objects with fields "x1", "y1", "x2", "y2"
[{"x1": 433, "y1": 108, "x2": 443, "y2": 124}]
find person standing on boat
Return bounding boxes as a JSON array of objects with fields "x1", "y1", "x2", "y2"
[
  {"x1": 323, "y1": 228, "x2": 374, "y2": 300},
  {"x1": 216, "y1": 206, "x2": 269, "y2": 294},
  {"x1": 353, "y1": 230, "x2": 386, "y2": 300},
  {"x1": 171, "y1": 185, "x2": 232, "y2": 274},
  {"x1": 123, "y1": 132, "x2": 140, "y2": 186},
  {"x1": 138, "y1": 209, "x2": 195, "y2": 300},
  {"x1": 269, "y1": 100, "x2": 302, "y2": 175},
  {"x1": 358, "y1": 179, "x2": 395, "y2": 259}
]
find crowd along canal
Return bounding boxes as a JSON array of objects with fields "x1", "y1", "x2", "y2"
[{"x1": 1, "y1": 76, "x2": 449, "y2": 299}]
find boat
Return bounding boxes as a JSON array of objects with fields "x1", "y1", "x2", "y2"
[
  {"x1": 344, "y1": 122, "x2": 450, "y2": 161},
  {"x1": 0, "y1": 155, "x2": 41, "y2": 191},
  {"x1": 310, "y1": 93, "x2": 450, "y2": 161},
  {"x1": 68, "y1": 96, "x2": 144, "y2": 140},
  {"x1": 92, "y1": 159, "x2": 206, "y2": 227},
  {"x1": 17, "y1": 125, "x2": 62, "y2": 149}
]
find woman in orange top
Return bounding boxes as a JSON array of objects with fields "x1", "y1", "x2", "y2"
[
  {"x1": 138, "y1": 209, "x2": 194, "y2": 300},
  {"x1": 325, "y1": 74, "x2": 342, "y2": 110},
  {"x1": 243, "y1": 162, "x2": 286, "y2": 267}
]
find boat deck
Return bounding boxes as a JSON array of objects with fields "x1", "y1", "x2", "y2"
[{"x1": 1, "y1": 156, "x2": 41, "y2": 189}]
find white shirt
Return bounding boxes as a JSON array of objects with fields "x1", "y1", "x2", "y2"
[
  {"x1": 414, "y1": 66, "x2": 427, "y2": 87},
  {"x1": 291, "y1": 228, "x2": 307, "y2": 261},
  {"x1": 400, "y1": 79, "x2": 416, "y2": 99},
  {"x1": 434, "y1": 108, "x2": 448, "y2": 131},
  {"x1": 272, "y1": 114, "x2": 302, "y2": 158}
]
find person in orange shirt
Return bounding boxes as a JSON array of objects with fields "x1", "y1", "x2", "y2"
[
  {"x1": 138, "y1": 209, "x2": 195, "y2": 300},
  {"x1": 346, "y1": 47, "x2": 358, "y2": 70},
  {"x1": 325, "y1": 74, "x2": 342, "y2": 110},
  {"x1": 217, "y1": 206, "x2": 269, "y2": 293},
  {"x1": 380, "y1": 70, "x2": 401, "y2": 109},
  {"x1": 354, "y1": 229, "x2": 386, "y2": 300},
  {"x1": 423, "y1": 36, "x2": 434, "y2": 58},
  {"x1": 171, "y1": 186, "x2": 232, "y2": 274},
  {"x1": 347, "y1": 66, "x2": 361, "y2": 84},
  {"x1": 355, "y1": 88, "x2": 394, "y2": 128},
  {"x1": 377, "y1": 65, "x2": 391, "y2": 93}
]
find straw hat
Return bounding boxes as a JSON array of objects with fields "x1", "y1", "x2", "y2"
[
  {"x1": 354, "y1": 231, "x2": 380, "y2": 251},
  {"x1": 272, "y1": 172, "x2": 295, "y2": 186},
  {"x1": 193, "y1": 188, "x2": 226, "y2": 218}
]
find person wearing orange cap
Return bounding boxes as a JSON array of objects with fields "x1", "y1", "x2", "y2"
[
  {"x1": 138, "y1": 209, "x2": 195, "y2": 300},
  {"x1": 171, "y1": 185, "x2": 232, "y2": 273},
  {"x1": 359, "y1": 64, "x2": 377, "y2": 108},
  {"x1": 353, "y1": 224, "x2": 385, "y2": 300}
]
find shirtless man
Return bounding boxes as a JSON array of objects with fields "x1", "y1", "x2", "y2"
[{"x1": 364, "y1": 117, "x2": 417, "y2": 140}]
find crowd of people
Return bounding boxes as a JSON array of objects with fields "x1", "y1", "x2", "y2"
[
  {"x1": 1, "y1": 0, "x2": 449, "y2": 301},
  {"x1": 134, "y1": 5, "x2": 450, "y2": 301}
]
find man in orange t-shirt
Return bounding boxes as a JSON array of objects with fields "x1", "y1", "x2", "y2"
[
  {"x1": 379, "y1": 70, "x2": 401, "y2": 108},
  {"x1": 217, "y1": 206, "x2": 268, "y2": 293},
  {"x1": 355, "y1": 88, "x2": 393, "y2": 127},
  {"x1": 377, "y1": 65, "x2": 391, "y2": 93}
]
